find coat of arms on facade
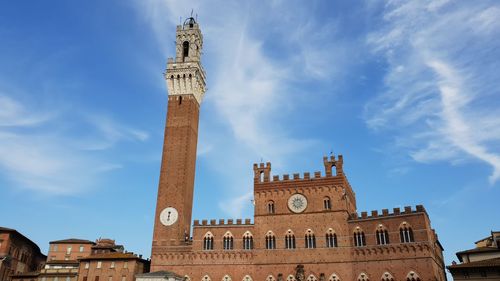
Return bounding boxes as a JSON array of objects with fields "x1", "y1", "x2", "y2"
[{"x1": 295, "y1": 265, "x2": 305, "y2": 281}]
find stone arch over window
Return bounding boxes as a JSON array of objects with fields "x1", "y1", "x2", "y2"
[
  {"x1": 326, "y1": 228, "x2": 338, "y2": 248},
  {"x1": 265, "y1": 231, "x2": 276, "y2": 249},
  {"x1": 286, "y1": 275, "x2": 296, "y2": 281},
  {"x1": 323, "y1": 196, "x2": 331, "y2": 210},
  {"x1": 399, "y1": 222, "x2": 414, "y2": 243},
  {"x1": 305, "y1": 229, "x2": 316, "y2": 248},
  {"x1": 328, "y1": 274, "x2": 340, "y2": 281},
  {"x1": 202, "y1": 275, "x2": 211, "y2": 281},
  {"x1": 354, "y1": 227, "x2": 366, "y2": 247},
  {"x1": 203, "y1": 232, "x2": 214, "y2": 250},
  {"x1": 285, "y1": 229, "x2": 296, "y2": 249},
  {"x1": 265, "y1": 275, "x2": 275, "y2": 281},
  {"x1": 242, "y1": 275, "x2": 252, "y2": 281},
  {"x1": 381, "y1": 272, "x2": 394, "y2": 281},
  {"x1": 306, "y1": 275, "x2": 317, "y2": 281},
  {"x1": 267, "y1": 200, "x2": 275, "y2": 214},
  {"x1": 357, "y1": 273, "x2": 369, "y2": 281},
  {"x1": 376, "y1": 224, "x2": 390, "y2": 245},
  {"x1": 406, "y1": 271, "x2": 421, "y2": 281},
  {"x1": 222, "y1": 275, "x2": 232, "y2": 281},
  {"x1": 223, "y1": 231, "x2": 234, "y2": 250},
  {"x1": 243, "y1": 231, "x2": 253, "y2": 250}
]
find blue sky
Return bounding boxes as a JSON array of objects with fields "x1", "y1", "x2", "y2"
[{"x1": 1, "y1": 0, "x2": 499, "y2": 273}]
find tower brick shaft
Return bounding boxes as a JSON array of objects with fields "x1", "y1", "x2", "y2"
[{"x1": 151, "y1": 17, "x2": 206, "y2": 271}]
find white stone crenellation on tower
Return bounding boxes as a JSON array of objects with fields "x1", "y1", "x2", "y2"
[{"x1": 165, "y1": 18, "x2": 206, "y2": 105}]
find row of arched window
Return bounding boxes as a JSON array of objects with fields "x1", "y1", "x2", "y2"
[
  {"x1": 266, "y1": 197, "x2": 332, "y2": 214},
  {"x1": 353, "y1": 223, "x2": 414, "y2": 247},
  {"x1": 203, "y1": 229, "x2": 337, "y2": 250},
  {"x1": 202, "y1": 224, "x2": 415, "y2": 250},
  {"x1": 193, "y1": 271, "x2": 421, "y2": 281}
]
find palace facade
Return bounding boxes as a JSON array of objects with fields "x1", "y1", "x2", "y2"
[{"x1": 150, "y1": 18, "x2": 446, "y2": 281}]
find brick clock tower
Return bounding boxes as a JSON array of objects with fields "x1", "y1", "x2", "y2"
[{"x1": 151, "y1": 17, "x2": 206, "y2": 270}]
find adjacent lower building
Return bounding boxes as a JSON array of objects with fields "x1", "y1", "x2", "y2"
[
  {"x1": 0, "y1": 227, "x2": 46, "y2": 281},
  {"x1": 447, "y1": 231, "x2": 500, "y2": 280},
  {"x1": 38, "y1": 260, "x2": 79, "y2": 281},
  {"x1": 9, "y1": 238, "x2": 148, "y2": 281},
  {"x1": 47, "y1": 239, "x2": 95, "y2": 262},
  {"x1": 78, "y1": 253, "x2": 149, "y2": 281}
]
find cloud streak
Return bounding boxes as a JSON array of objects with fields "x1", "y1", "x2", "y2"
[
  {"x1": 0, "y1": 93, "x2": 148, "y2": 195},
  {"x1": 365, "y1": 1, "x2": 500, "y2": 183}
]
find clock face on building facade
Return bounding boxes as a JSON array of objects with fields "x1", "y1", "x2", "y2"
[
  {"x1": 288, "y1": 193, "x2": 308, "y2": 213},
  {"x1": 160, "y1": 207, "x2": 179, "y2": 226}
]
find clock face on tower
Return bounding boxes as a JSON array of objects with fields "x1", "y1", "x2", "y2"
[
  {"x1": 288, "y1": 193, "x2": 308, "y2": 213},
  {"x1": 160, "y1": 207, "x2": 179, "y2": 226}
]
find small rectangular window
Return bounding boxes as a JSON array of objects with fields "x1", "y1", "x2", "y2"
[
  {"x1": 84, "y1": 262, "x2": 89, "y2": 269},
  {"x1": 53, "y1": 245, "x2": 58, "y2": 251},
  {"x1": 123, "y1": 262, "x2": 128, "y2": 269},
  {"x1": 108, "y1": 276, "x2": 112, "y2": 281},
  {"x1": 54, "y1": 277, "x2": 59, "y2": 281},
  {"x1": 121, "y1": 276, "x2": 126, "y2": 281},
  {"x1": 66, "y1": 277, "x2": 71, "y2": 281},
  {"x1": 79, "y1": 246, "x2": 84, "y2": 252},
  {"x1": 66, "y1": 246, "x2": 72, "y2": 255},
  {"x1": 110, "y1": 262, "x2": 115, "y2": 269},
  {"x1": 97, "y1": 261, "x2": 102, "y2": 269}
]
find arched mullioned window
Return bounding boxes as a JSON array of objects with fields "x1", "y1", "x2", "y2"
[
  {"x1": 182, "y1": 41, "x2": 189, "y2": 60},
  {"x1": 305, "y1": 229, "x2": 316, "y2": 249},
  {"x1": 323, "y1": 197, "x2": 331, "y2": 210},
  {"x1": 381, "y1": 272, "x2": 394, "y2": 281},
  {"x1": 357, "y1": 273, "x2": 369, "y2": 281},
  {"x1": 328, "y1": 274, "x2": 340, "y2": 281},
  {"x1": 406, "y1": 271, "x2": 421, "y2": 281},
  {"x1": 400, "y1": 222, "x2": 414, "y2": 243},
  {"x1": 326, "y1": 228, "x2": 338, "y2": 248},
  {"x1": 285, "y1": 230, "x2": 296, "y2": 249},
  {"x1": 223, "y1": 232, "x2": 234, "y2": 250},
  {"x1": 222, "y1": 275, "x2": 232, "y2": 281},
  {"x1": 242, "y1": 275, "x2": 252, "y2": 281},
  {"x1": 202, "y1": 275, "x2": 211, "y2": 281},
  {"x1": 243, "y1": 231, "x2": 253, "y2": 250},
  {"x1": 354, "y1": 227, "x2": 366, "y2": 247},
  {"x1": 267, "y1": 201, "x2": 275, "y2": 214},
  {"x1": 376, "y1": 225, "x2": 390, "y2": 245},
  {"x1": 265, "y1": 231, "x2": 276, "y2": 249},
  {"x1": 265, "y1": 275, "x2": 275, "y2": 281},
  {"x1": 286, "y1": 275, "x2": 296, "y2": 281},
  {"x1": 306, "y1": 275, "x2": 317, "y2": 281},
  {"x1": 203, "y1": 232, "x2": 214, "y2": 250}
]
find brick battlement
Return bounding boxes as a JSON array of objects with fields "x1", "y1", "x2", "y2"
[
  {"x1": 253, "y1": 155, "x2": 345, "y2": 185},
  {"x1": 349, "y1": 205, "x2": 426, "y2": 221},
  {"x1": 193, "y1": 218, "x2": 253, "y2": 227}
]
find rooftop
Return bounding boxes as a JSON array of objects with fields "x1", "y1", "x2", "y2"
[
  {"x1": 50, "y1": 238, "x2": 95, "y2": 244},
  {"x1": 448, "y1": 257, "x2": 500, "y2": 269},
  {"x1": 79, "y1": 252, "x2": 146, "y2": 261},
  {"x1": 136, "y1": 271, "x2": 183, "y2": 278}
]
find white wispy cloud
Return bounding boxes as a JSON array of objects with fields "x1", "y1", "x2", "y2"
[
  {"x1": 0, "y1": 94, "x2": 54, "y2": 127},
  {"x1": 365, "y1": 1, "x2": 500, "y2": 183},
  {"x1": 0, "y1": 93, "x2": 149, "y2": 195}
]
